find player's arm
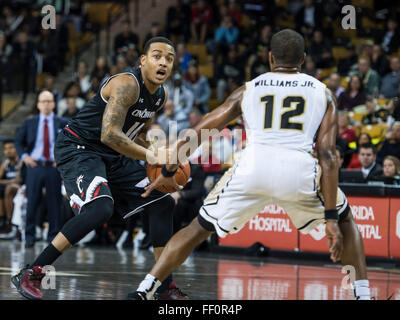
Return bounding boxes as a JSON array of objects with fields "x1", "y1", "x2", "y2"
[
  {"x1": 141, "y1": 85, "x2": 244, "y2": 197},
  {"x1": 0, "y1": 162, "x2": 8, "y2": 185},
  {"x1": 170, "y1": 85, "x2": 244, "y2": 167},
  {"x1": 100, "y1": 75, "x2": 158, "y2": 163},
  {"x1": 316, "y1": 88, "x2": 343, "y2": 263}
]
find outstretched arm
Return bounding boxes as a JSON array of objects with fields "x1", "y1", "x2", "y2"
[
  {"x1": 100, "y1": 74, "x2": 158, "y2": 163},
  {"x1": 141, "y1": 85, "x2": 244, "y2": 197},
  {"x1": 317, "y1": 88, "x2": 343, "y2": 263}
]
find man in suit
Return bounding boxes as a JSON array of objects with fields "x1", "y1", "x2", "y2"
[
  {"x1": 358, "y1": 143, "x2": 383, "y2": 182},
  {"x1": 15, "y1": 90, "x2": 68, "y2": 247}
]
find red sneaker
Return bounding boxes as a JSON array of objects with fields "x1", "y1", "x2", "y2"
[
  {"x1": 11, "y1": 265, "x2": 45, "y2": 300},
  {"x1": 157, "y1": 281, "x2": 189, "y2": 300}
]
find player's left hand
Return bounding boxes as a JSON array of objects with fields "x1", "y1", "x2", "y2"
[
  {"x1": 325, "y1": 220, "x2": 343, "y2": 263},
  {"x1": 141, "y1": 174, "x2": 183, "y2": 198}
]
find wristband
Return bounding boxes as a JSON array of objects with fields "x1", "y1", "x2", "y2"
[
  {"x1": 161, "y1": 165, "x2": 177, "y2": 177},
  {"x1": 324, "y1": 209, "x2": 339, "y2": 220}
]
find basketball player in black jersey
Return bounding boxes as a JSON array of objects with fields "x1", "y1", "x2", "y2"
[
  {"x1": 0, "y1": 140, "x2": 21, "y2": 234},
  {"x1": 11, "y1": 37, "x2": 188, "y2": 300}
]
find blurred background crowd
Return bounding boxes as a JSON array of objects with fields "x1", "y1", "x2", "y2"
[{"x1": 0, "y1": 0, "x2": 399, "y2": 249}]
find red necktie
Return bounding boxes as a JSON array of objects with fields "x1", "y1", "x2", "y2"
[{"x1": 43, "y1": 118, "x2": 50, "y2": 160}]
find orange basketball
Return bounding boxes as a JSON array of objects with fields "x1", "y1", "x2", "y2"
[{"x1": 146, "y1": 162, "x2": 191, "y2": 193}]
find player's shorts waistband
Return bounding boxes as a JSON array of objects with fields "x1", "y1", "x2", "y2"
[{"x1": 64, "y1": 126, "x2": 80, "y2": 139}]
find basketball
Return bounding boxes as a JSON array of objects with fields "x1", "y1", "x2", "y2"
[{"x1": 146, "y1": 162, "x2": 191, "y2": 193}]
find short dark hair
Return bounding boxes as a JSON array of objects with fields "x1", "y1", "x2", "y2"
[
  {"x1": 270, "y1": 29, "x2": 305, "y2": 65},
  {"x1": 143, "y1": 37, "x2": 175, "y2": 55},
  {"x1": 3, "y1": 139, "x2": 14, "y2": 145},
  {"x1": 359, "y1": 142, "x2": 377, "y2": 155}
]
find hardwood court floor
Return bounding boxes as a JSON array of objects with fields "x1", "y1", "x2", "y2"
[{"x1": 0, "y1": 241, "x2": 399, "y2": 300}]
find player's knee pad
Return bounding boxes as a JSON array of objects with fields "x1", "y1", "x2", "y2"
[
  {"x1": 147, "y1": 196, "x2": 174, "y2": 248},
  {"x1": 61, "y1": 197, "x2": 114, "y2": 245}
]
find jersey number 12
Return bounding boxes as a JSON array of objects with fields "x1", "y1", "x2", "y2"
[{"x1": 261, "y1": 95, "x2": 305, "y2": 131}]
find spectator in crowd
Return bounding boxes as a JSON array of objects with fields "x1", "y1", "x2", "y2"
[
  {"x1": 14, "y1": 90, "x2": 68, "y2": 247},
  {"x1": 0, "y1": 31, "x2": 13, "y2": 91},
  {"x1": 377, "y1": 17, "x2": 400, "y2": 54},
  {"x1": 165, "y1": 0, "x2": 191, "y2": 42},
  {"x1": 338, "y1": 75, "x2": 367, "y2": 111},
  {"x1": 349, "y1": 56, "x2": 380, "y2": 97},
  {"x1": 0, "y1": 140, "x2": 21, "y2": 235},
  {"x1": 327, "y1": 73, "x2": 345, "y2": 99},
  {"x1": 358, "y1": 143, "x2": 383, "y2": 181},
  {"x1": 91, "y1": 56, "x2": 110, "y2": 82},
  {"x1": 143, "y1": 22, "x2": 166, "y2": 49},
  {"x1": 170, "y1": 161, "x2": 205, "y2": 233},
  {"x1": 250, "y1": 24, "x2": 272, "y2": 55},
  {"x1": 37, "y1": 28, "x2": 59, "y2": 76},
  {"x1": 321, "y1": 0, "x2": 341, "y2": 37},
  {"x1": 11, "y1": 30, "x2": 36, "y2": 102},
  {"x1": 62, "y1": 97, "x2": 79, "y2": 119},
  {"x1": 371, "y1": 44, "x2": 390, "y2": 77},
  {"x1": 86, "y1": 76, "x2": 101, "y2": 101},
  {"x1": 228, "y1": 0, "x2": 243, "y2": 28},
  {"x1": 57, "y1": 81, "x2": 86, "y2": 117},
  {"x1": 212, "y1": 16, "x2": 240, "y2": 71},
  {"x1": 165, "y1": 72, "x2": 194, "y2": 126},
  {"x1": 74, "y1": 61, "x2": 91, "y2": 97},
  {"x1": 379, "y1": 155, "x2": 400, "y2": 184},
  {"x1": 183, "y1": 60, "x2": 211, "y2": 114},
  {"x1": 176, "y1": 42, "x2": 193, "y2": 73},
  {"x1": 113, "y1": 21, "x2": 139, "y2": 56},
  {"x1": 361, "y1": 97, "x2": 388, "y2": 125},
  {"x1": 377, "y1": 121, "x2": 400, "y2": 164},
  {"x1": 379, "y1": 56, "x2": 400, "y2": 99},
  {"x1": 347, "y1": 132, "x2": 372, "y2": 169},
  {"x1": 216, "y1": 46, "x2": 245, "y2": 102},
  {"x1": 41, "y1": 75, "x2": 61, "y2": 113},
  {"x1": 125, "y1": 44, "x2": 140, "y2": 67},
  {"x1": 385, "y1": 97, "x2": 400, "y2": 127},
  {"x1": 190, "y1": 0, "x2": 214, "y2": 43},
  {"x1": 338, "y1": 112, "x2": 357, "y2": 143},
  {"x1": 115, "y1": 54, "x2": 128, "y2": 73},
  {"x1": 308, "y1": 29, "x2": 333, "y2": 69},
  {"x1": 157, "y1": 99, "x2": 191, "y2": 136},
  {"x1": 250, "y1": 45, "x2": 270, "y2": 80},
  {"x1": 303, "y1": 56, "x2": 321, "y2": 80},
  {"x1": 337, "y1": 42, "x2": 358, "y2": 77},
  {"x1": 189, "y1": 107, "x2": 203, "y2": 128},
  {"x1": 295, "y1": 0, "x2": 323, "y2": 39}
]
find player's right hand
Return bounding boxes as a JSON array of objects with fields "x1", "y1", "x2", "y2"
[
  {"x1": 325, "y1": 220, "x2": 343, "y2": 263},
  {"x1": 141, "y1": 174, "x2": 183, "y2": 198}
]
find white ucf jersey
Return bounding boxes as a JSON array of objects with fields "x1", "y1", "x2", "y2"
[
  {"x1": 241, "y1": 72, "x2": 327, "y2": 152},
  {"x1": 199, "y1": 71, "x2": 349, "y2": 238}
]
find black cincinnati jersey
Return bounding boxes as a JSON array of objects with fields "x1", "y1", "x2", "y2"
[
  {"x1": 66, "y1": 66, "x2": 166, "y2": 155},
  {"x1": 3, "y1": 160, "x2": 18, "y2": 180}
]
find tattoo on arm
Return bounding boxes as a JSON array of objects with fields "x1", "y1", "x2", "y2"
[{"x1": 101, "y1": 82, "x2": 137, "y2": 148}]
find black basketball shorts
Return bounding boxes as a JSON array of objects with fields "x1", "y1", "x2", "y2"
[{"x1": 54, "y1": 129, "x2": 168, "y2": 217}]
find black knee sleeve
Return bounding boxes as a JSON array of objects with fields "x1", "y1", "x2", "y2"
[
  {"x1": 146, "y1": 196, "x2": 174, "y2": 248},
  {"x1": 61, "y1": 197, "x2": 114, "y2": 245}
]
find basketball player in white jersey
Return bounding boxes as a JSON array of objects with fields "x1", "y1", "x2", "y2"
[{"x1": 128, "y1": 29, "x2": 370, "y2": 300}]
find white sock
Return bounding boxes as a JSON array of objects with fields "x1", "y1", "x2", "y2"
[
  {"x1": 353, "y1": 280, "x2": 371, "y2": 300},
  {"x1": 137, "y1": 274, "x2": 161, "y2": 300}
]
